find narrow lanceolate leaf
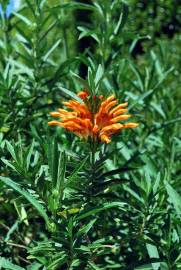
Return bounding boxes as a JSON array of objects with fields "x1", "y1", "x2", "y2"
[
  {"x1": 1, "y1": 158, "x2": 17, "y2": 171},
  {"x1": 100, "y1": 166, "x2": 137, "y2": 179},
  {"x1": 12, "y1": 11, "x2": 32, "y2": 26},
  {"x1": 129, "y1": 62, "x2": 144, "y2": 92},
  {"x1": 26, "y1": 262, "x2": 42, "y2": 270},
  {"x1": 6, "y1": 141, "x2": 17, "y2": 160},
  {"x1": 57, "y1": 84, "x2": 83, "y2": 103},
  {"x1": 48, "y1": 137, "x2": 59, "y2": 187},
  {"x1": 26, "y1": 140, "x2": 35, "y2": 171},
  {"x1": 88, "y1": 261, "x2": 103, "y2": 270},
  {"x1": 77, "y1": 218, "x2": 97, "y2": 237},
  {"x1": 152, "y1": 66, "x2": 174, "y2": 90},
  {"x1": 114, "y1": 2, "x2": 129, "y2": 35},
  {"x1": 66, "y1": 156, "x2": 88, "y2": 186},
  {"x1": 71, "y1": 71, "x2": 91, "y2": 92},
  {"x1": 46, "y1": 253, "x2": 67, "y2": 270},
  {"x1": 0, "y1": 177, "x2": 50, "y2": 225},
  {"x1": 0, "y1": 257, "x2": 25, "y2": 270},
  {"x1": 128, "y1": 89, "x2": 154, "y2": 110},
  {"x1": 5, "y1": 220, "x2": 19, "y2": 242},
  {"x1": 165, "y1": 182, "x2": 181, "y2": 217},
  {"x1": 95, "y1": 64, "x2": 104, "y2": 87},
  {"x1": 77, "y1": 202, "x2": 126, "y2": 220},
  {"x1": 43, "y1": 39, "x2": 62, "y2": 62}
]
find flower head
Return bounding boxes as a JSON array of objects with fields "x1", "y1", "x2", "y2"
[{"x1": 48, "y1": 91, "x2": 138, "y2": 143}]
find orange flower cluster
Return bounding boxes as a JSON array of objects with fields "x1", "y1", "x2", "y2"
[{"x1": 48, "y1": 91, "x2": 138, "y2": 143}]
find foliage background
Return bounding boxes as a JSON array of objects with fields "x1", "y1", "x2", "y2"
[{"x1": 0, "y1": 0, "x2": 180, "y2": 269}]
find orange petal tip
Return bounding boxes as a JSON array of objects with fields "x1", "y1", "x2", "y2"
[
  {"x1": 49, "y1": 112, "x2": 60, "y2": 117},
  {"x1": 124, "y1": 123, "x2": 139, "y2": 128},
  {"x1": 100, "y1": 135, "x2": 111, "y2": 144},
  {"x1": 48, "y1": 121, "x2": 59, "y2": 126},
  {"x1": 77, "y1": 91, "x2": 89, "y2": 100}
]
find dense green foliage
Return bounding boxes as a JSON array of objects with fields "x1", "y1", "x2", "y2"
[{"x1": 0, "y1": 0, "x2": 180, "y2": 269}]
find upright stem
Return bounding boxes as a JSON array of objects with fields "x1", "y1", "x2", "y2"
[
  {"x1": 91, "y1": 139, "x2": 96, "y2": 168},
  {"x1": 90, "y1": 138, "x2": 97, "y2": 194}
]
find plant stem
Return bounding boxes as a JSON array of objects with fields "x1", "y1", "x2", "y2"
[
  {"x1": 0, "y1": 241, "x2": 27, "y2": 250},
  {"x1": 91, "y1": 138, "x2": 96, "y2": 183}
]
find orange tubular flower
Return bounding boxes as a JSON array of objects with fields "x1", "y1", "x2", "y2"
[
  {"x1": 77, "y1": 91, "x2": 89, "y2": 100},
  {"x1": 48, "y1": 91, "x2": 138, "y2": 143}
]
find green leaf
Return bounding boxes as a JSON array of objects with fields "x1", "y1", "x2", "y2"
[
  {"x1": 77, "y1": 202, "x2": 126, "y2": 220},
  {"x1": 77, "y1": 26, "x2": 100, "y2": 43},
  {"x1": 135, "y1": 265, "x2": 153, "y2": 270},
  {"x1": 6, "y1": 141, "x2": 17, "y2": 161},
  {"x1": 101, "y1": 166, "x2": 137, "y2": 179},
  {"x1": 124, "y1": 186, "x2": 145, "y2": 205},
  {"x1": 57, "y1": 84, "x2": 83, "y2": 103},
  {"x1": 129, "y1": 35, "x2": 151, "y2": 54},
  {"x1": 114, "y1": 2, "x2": 129, "y2": 35},
  {"x1": 94, "y1": 64, "x2": 104, "y2": 87},
  {"x1": 14, "y1": 200, "x2": 29, "y2": 225},
  {"x1": 30, "y1": 125, "x2": 43, "y2": 145},
  {"x1": 4, "y1": 220, "x2": 19, "y2": 242},
  {"x1": 88, "y1": 261, "x2": 103, "y2": 270},
  {"x1": 134, "y1": 260, "x2": 165, "y2": 269},
  {"x1": 66, "y1": 156, "x2": 88, "y2": 186},
  {"x1": 129, "y1": 62, "x2": 144, "y2": 92},
  {"x1": 47, "y1": 58, "x2": 78, "y2": 87},
  {"x1": 151, "y1": 50, "x2": 163, "y2": 78},
  {"x1": 152, "y1": 66, "x2": 174, "y2": 90},
  {"x1": 12, "y1": 11, "x2": 32, "y2": 26},
  {"x1": 146, "y1": 244, "x2": 160, "y2": 270},
  {"x1": 128, "y1": 89, "x2": 154, "y2": 110},
  {"x1": 46, "y1": 253, "x2": 67, "y2": 270},
  {"x1": 88, "y1": 66, "x2": 94, "y2": 90},
  {"x1": 93, "y1": 2, "x2": 104, "y2": 17},
  {"x1": 71, "y1": 71, "x2": 90, "y2": 91},
  {"x1": 15, "y1": 26, "x2": 33, "y2": 46},
  {"x1": 26, "y1": 262, "x2": 42, "y2": 270},
  {"x1": 26, "y1": 140, "x2": 35, "y2": 171},
  {"x1": 165, "y1": 182, "x2": 181, "y2": 217},
  {"x1": 39, "y1": 21, "x2": 58, "y2": 42},
  {"x1": 43, "y1": 39, "x2": 62, "y2": 62},
  {"x1": 0, "y1": 177, "x2": 50, "y2": 225},
  {"x1": 77, "y1": 218, "x2": 97, "y2": 237},
  {"x1": 1, "y1": 158, "x2": 17, "y2": 171},
  {"x1": 0, "y1": 257, "x2": 25, "y2": 270},
  {"x1": 47, "y1": 149, "x2": 67, "y2": 212},
  {"x1": 49, "y1": 2, "x2": 96, "y2": 12}
]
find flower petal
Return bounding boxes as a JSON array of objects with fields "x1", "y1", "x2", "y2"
[
  {"x1": 105, "y1": 100, "x2": 118, "y2": 112},
  {"x1": 111, "y1": 114, "x2": 131, "y2": 123},
  {"x1": 123, "y1": 123, "x2": 139, "y2": 128},
  {"x1": 100, "y1": 134, "x2": 111, "y2": 143},
  {"x1": 101, "y1": 123, "x2": 123, "y2": 133},
  {"x1": 109, "y1": 103, "x2": 128, "y2": 115},
  {"x1": 49, "y1": 112, "x2": 61, "y2": 117}
]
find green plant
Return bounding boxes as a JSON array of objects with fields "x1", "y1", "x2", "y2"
[{"x1": 0, "y1": 1, "x2": 180, "y2": 269}]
